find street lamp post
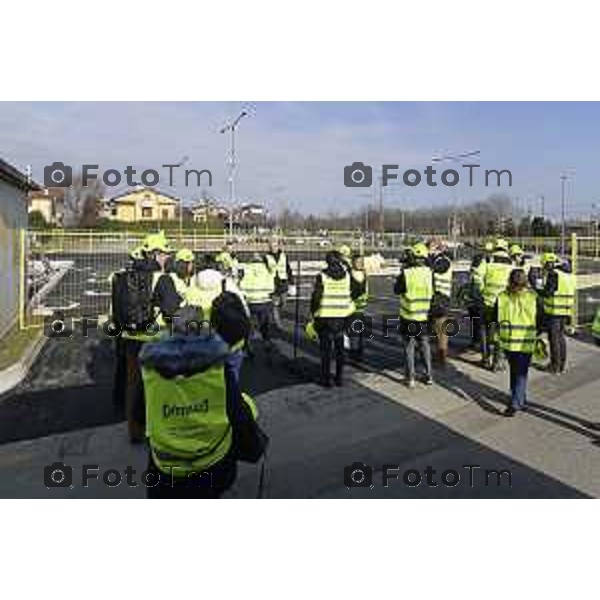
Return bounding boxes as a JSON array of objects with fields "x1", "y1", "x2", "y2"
[
  {"x1": 560, "y1": 173, "x2": 567, "y2": 255},
  {"x1": 220, "y1": 110, "x2": 249, "y2": 240}
]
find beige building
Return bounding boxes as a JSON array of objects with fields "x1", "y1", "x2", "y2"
[
  {"x1": 191, "y1": 198, "x2": 229, "y2": 223},
  {"x1": 109, "y1": 187, "x2": 179, "y2": 222},
  {"x1": 28, "y1": 189, "x2": 64, "y2": 226}
]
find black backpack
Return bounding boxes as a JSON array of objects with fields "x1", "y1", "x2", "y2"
[{"x1": 111, "y1": 269, "x2": 155, "y2": 331}]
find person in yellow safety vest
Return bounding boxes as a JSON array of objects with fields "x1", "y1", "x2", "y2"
[
  {"x1": 215, "y1": 243, "x2": 239, "y2": 279},
  {"x1": 466, "y1": 241, "x2": 493, "y2": 349},
  {"x1": 538, "y1": 252, "x2": 576, "y2": 374},
  {"x1": 337, "y1": 244, "x2": 353, "y2": 271},
  {"x1": 480, "y1": 239, "x2": 514, "y2": 371},
  {"x1": 265, "y1": 239, "x2": 294, "y2": 329},
  {"x1": 194, "y1": 253, "x2": 251, "y2": 384},
  {"x1": 495, "y1": 269, "x2": 542, "y2": 416},
  {"x1": 140, "y1": 306, "x2": 265, "y2": 498},
  {"x1": 239, "y1": 253, "x2": 276, "y2": 356},
  {"x1": 394, "y1": 242, "x2": 434, "y2": 388},
  {"x1": 310, "y1": 250, "x2": 355, "y2": 387},
  {"x1": 510, "y1": 244, "x2": 527, "y2": 268},
  {"x1": 430, "y1": 243, "x2": 453, "y2": 365},
  {"x1": 110, "y1": 244, "x2": 149, "y2": 417},
  {"x1": 347, "y1": 254, "x2": 369, "y2": 359},
  {"x1": 121, "y1": 230, "x2": 186, "y2": 443}
]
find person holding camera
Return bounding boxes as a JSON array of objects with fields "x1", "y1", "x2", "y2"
[
  {"x1": 394, "y1": 242, "x2": 434, "y2": 388},
  {"x1": 140, "y1": 305, "x2": 266, "y2": 499},
  {"x1": 310, "y1": 250, "x2": 355, "y2": 387}
]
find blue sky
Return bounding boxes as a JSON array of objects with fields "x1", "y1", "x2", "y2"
[{"x1": 0, "y1": 101, "x2": 598, "y2": 218}]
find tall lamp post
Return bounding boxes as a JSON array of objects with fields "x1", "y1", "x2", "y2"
[
  {"x1": 560, "y1": 170, "x2": 575, "y2": 255},
  {"x1": 220, "y1": 110, "x2": 249, "y2": 239}
]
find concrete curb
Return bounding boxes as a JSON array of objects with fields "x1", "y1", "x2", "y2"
[{"x1": 0, "y1": 330, "x2": 47, "y2": 398}]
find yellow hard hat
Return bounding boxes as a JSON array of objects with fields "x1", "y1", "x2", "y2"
[
  {"x1": 484, "y1": 241, "x2": 494, "y2": 252},
  {"x1": 412, "y1": 242, "x2": 429, "y2": 258},
  {"x1": 509, "y1": 244, "x2": 523, "y2": 256},
  {"x1": 541, "y1": 252, "x2": 558, "y2": 266},
  {"x1": 305, "y1": 320, "x2": 318, "y2": 342},
  {"x1": 175, "y1": 248, "x2": 194, "y2": 263},
  {"x1": 143, "y1": 231, "x2": 171, "y2": 253},
  {"x1": 495, "y1": 238, "x2": 509, "y2": 251},
  {"x1": 338, "y1": 244, "x2": 352, "y2": 258}
]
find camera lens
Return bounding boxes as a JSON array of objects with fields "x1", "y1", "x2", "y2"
[
  {"x1": 351, "y1": 468, "x2": 365, "y2": 484},
  {"x1": 351, "y1": 169, "x2": 365, "y2": 184},
  {"x1": 51, "y1": 169, "x2": 65, "y2": 184},
  {"x1": 52, "y1": 320, "x2": 65, "y2": 334},
  {"x1": 51, "y1": 469, "x2": 65, "y2": 484},
  {"x1": 350, "y1": 319, "x2": 365, "y2": 334}
]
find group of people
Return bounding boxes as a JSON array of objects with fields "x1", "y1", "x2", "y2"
[
  {"x1": 309, "y1": 236, "x2": 577, "y2": 418},
  {"x1": 466, "y1": 238, "x2": 576, "y2": 414},
  {"x1": 108, "y1": 230, "x2": 579, "y2": 496},
  {"x1": 111, "y1": 233, "x2": 294, "y2": 497}
]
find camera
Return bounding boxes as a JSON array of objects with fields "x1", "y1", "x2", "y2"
[
  {"x1": 344, "y1": 462, "x2": 373, "y2": 488},
  {"x1": 44, "y1": 461, "x2": 73, "y2": 488},
  {"x1": 345, "y1": 313, "x2": 373, "y2": 339},
  {"x1": 44, "y1": 161, "x2": 73, "y2": 187},
  {"x1": 44, "y1": 311, "x2": 74, "y2": 339},
  {"x1": 344, "y1": 162, "x2": 372, "y2": 188}
]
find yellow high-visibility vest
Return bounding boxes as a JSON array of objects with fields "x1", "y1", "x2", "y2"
[
  {"x1": 315, "y1": 273, "x2": 354, "y2": 318},
  {"x1": 143, "y1": 363, "x2": 232, "y2": 475},
  {"x1": 434, "y1": 267, "x2": 453, "y2": 299},
  {"x1": 543, "y1": 271, "x2": 576, "y2": 317},
  {"x1": 399, "y1": 265, "x2": 433, "y2": 322},
  {"x1": 239, "y1": 262, "x2": 275, "y2": 304},
  {"x1": 498, "y1": 290, "x2": 538, "y2": 354},
  {"x1": 482, "y1": 261, "x2": 513, "y2": 308}
]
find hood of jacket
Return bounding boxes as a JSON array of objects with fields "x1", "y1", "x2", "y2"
[
  {"x1": 139, "y1": 331, "x2": 229, "y2": 379},
  {"x1": 322, "y1": 259, "x2": 347, "y2": 280}
]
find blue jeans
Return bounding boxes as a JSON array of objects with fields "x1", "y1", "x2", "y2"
[{"x1": 506, "y1": 351, "x2": 532, "y2": 409}]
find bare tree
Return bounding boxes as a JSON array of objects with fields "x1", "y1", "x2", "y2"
[{"x1": 63, "y1": 174, "x2": 106, "y2": 228}]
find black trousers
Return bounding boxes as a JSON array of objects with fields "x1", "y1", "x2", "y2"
[
  {"x1": 249, "y1": 302, "x2": 273, "y2": 341},
  {"x1": 112, "y1": 337, "x2": 127, "y2": 413},
  {"x1": 315, "y1": 318, "x2": 346, "y2": 382},
  {"x1": 124, "y1": 339, "x2": 145, "y2": 440},
  {"x1": 547, "y1": 315, "x2": 567, "y2": 372}
]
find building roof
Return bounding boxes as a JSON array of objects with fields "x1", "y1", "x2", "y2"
[
  {"x1": 0, "y1": 157, "x2": 41, "y2": 192},
  {"x1": 110, "y1": 187, "x2": 180, "y2": 203}
]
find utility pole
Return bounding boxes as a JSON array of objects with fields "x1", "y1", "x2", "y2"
[
  {"x1": 560, "y1": 173, "x2": 567, "y2": 255},
  {"x1": 220, "y1": 109, "x2": 250, "y2": 239}
]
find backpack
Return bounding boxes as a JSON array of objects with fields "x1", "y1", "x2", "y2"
[
  {"x1": 211, "y1": 291, "x2": 251, "y2": 346},
  {"x1": 111, "y1": 269, "x2": 155, "y2": 331}
]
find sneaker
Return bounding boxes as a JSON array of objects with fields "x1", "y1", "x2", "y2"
[
  {"x1": 424, "y1": 376, "x2": 433, "y2": 386},
  {"x1": 503, "y1": 406, "x2": 517, "y2": 417},
  {"x1": 406, "y1": 378, "x2": 416, "y2": 389}
]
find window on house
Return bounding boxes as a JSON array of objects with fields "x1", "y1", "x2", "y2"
[
  {"x1": 162, "y1": 209, "x2": 168, "y2": 220},
  {"x1": 142, "y1": 207, "x2": 153, "y2": 218}
]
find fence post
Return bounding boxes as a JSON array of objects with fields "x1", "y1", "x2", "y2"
[
  {"x1": 571, "y1": 232, "x2": 578, "y2": 328},
  {"x1": 293, "y1": 257, "x2": 301, "y2": 359}
]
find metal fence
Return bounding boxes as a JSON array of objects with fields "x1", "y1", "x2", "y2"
[{"x1": 19, "y1": 229, "x2": 600, "y2": 330}]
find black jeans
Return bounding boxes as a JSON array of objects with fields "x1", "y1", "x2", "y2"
[
  {"x1": 124, "y1": 339, "x2": 145, "y2": 440},
  {"x1": 547, "y1": 315, "x2": 567, "y2": 372},
  {"x1": 315, "y1": 318, "x2": 346, "y2": 383},
  {"x1": 249, "y1": 302, "x2": 273, "y2": 342}
]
